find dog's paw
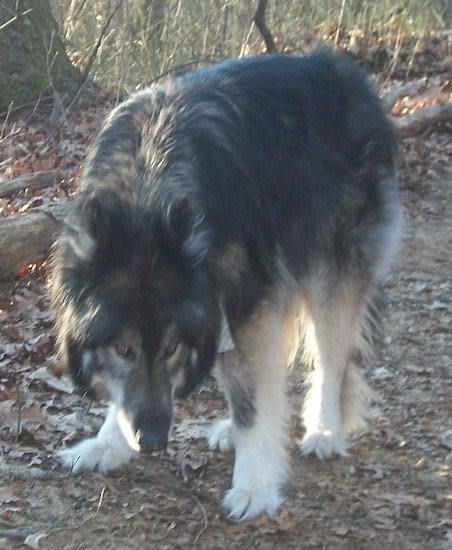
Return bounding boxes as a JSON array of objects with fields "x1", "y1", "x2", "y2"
[
  {"x1": 299, "y1": 430, "x2": 348, "y2": 460},
  {"x1": 207, "y1": 419, "x2": 234, "y2": 452},
  {"x1": 223, "y1": 484, "x2": 284, "y2": 521},
  {"x1": 58, "y1": 437, "x2": 137, "y2": 474}
]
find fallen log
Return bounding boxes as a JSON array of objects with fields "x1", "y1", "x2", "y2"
[
  {"x1": 0, "y1": 170, "x2": 63, "y2": 198},
  {"x1": 0, "y1": 202, "x2": 69, "y2": 278},
  {"x1": 394, "y1": 101, "x2": 452, "y2": 138}
]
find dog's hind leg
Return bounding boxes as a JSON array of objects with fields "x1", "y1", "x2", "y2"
[
  {"x1": 299, "y1": 275, "x2": 373, "y2": 459},
  {"x1": 58, "y1": 404, "x2": 138, "y2": 474},
  {"x1": 215, "y1": 299, "x2": 293, "y2": 520}
]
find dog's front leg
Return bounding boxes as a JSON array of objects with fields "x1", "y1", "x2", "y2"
[
  {"x1": 58, "y1": 404, "x2": 138, "y2": 474},
  {"x1": 217, "y1": 303, "x2": 291, "y2": 520}
]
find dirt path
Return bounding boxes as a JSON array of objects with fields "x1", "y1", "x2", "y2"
[{"x1": 1, "y1": 148, "x2": 451, "y2": 549}]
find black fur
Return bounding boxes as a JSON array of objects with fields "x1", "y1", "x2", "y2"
[{"x1": 51, "y1": 51, "x2": 399, "y2": 448}]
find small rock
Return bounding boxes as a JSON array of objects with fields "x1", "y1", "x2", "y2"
[{"x1": 439, "y1": 430, "x2": 452, "y2": 450}]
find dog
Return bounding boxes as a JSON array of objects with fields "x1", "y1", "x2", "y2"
[{"x1": 50, "y1": 51, "x2": 402, "y2": 520}]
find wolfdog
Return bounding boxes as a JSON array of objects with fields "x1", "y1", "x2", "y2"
[{"x1": 50, "y1": 51, "x2": 402, "y2": 520}]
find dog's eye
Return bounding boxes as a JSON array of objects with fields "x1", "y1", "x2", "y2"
[
  {"x1": 165, "y1": 341, "x2": 179, "y2": 357},
  {"x1": 115, "y1": 343, "x2": 134, "y2": 360}
]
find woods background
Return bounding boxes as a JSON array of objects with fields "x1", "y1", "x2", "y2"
[
  {"x1": 1, "y1": 0, "x2": 451, "y2": 112},
  {"x1": 0, "y1": 2, "x2": 451, "y2": 549}
]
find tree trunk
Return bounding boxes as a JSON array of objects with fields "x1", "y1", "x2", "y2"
[{"x1": 0, "y1": 0, "x2": 80, "y2": 113}]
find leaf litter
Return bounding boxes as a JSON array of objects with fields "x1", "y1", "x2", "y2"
[{"x1": 0, "y1": 45, "x2": 451, "y2": 548}]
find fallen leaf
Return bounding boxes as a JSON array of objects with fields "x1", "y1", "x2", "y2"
[
  {"x1": 24, "y1": 335, "x2": 52, "y2": 355},
  {"x1": 0, "y1": 486, "x2": 22, "y2": 504},
  {"x1": 28, "y1": 366, "x2": 74, "y2": 394},
  {"x1": 336, "y1": 524, "x2": 350, "y2": 536},
  {"x1": 248, "y1": 507, "x2": 295, "y2": 534},
  {"x1": 0, "y1": 400, "x2": 45, "y2": 432},
  {"x1": 173, "y1": 418, "x2": 205, "y2": 441},
  {"x1": 24, "y1": 532, "x2": 48, "y2": 549}
]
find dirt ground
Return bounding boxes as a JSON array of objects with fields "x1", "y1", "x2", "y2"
[{"x1": 1, "y1": 105, "x2": 451, "y2": 549}]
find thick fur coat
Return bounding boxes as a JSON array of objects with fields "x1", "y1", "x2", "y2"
[{"x1": 50, "y1": 52, "x2": 402, "y2": 519}]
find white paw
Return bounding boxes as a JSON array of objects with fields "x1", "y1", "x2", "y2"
[
  {"x1": 207, "y1": 419, "x2": 234, "y2": 452},
  {"x1": 223, "y1": 484, "x2": 284, "y2": 520},
  {"x1": 58, "y1": 436, "x2": 138, "y2": 474},
  {"x1": 300, "y1": 430, "x2": 348, "y2": 460}
]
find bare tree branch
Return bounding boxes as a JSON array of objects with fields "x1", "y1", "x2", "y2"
[
  {"x1": 0, "y1": 7, "x2": 32, "y2": 32},
  {"x1": 72, "y1": 0, "x2": 124, "y2": 99},
  {"x1": 253, "y1": 0, "x2": 277, "y2": 54}
]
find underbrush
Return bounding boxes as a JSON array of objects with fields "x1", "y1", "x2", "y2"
[{"x1": 51, "y1": 0, "x2": 449, "y2": 94}]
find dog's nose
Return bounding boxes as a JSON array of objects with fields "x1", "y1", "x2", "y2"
[{"x1": 135, "y1": 429, "x2": 168, "y2": 453}]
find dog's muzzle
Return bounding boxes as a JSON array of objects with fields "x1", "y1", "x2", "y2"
[
  {"x1": 134, "y1": 409, "x2": 172, "y2": 453},
  {"x1": 135, "y1": 429, "x2": 168, "y2": 452}
]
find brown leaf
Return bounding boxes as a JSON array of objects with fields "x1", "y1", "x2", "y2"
[
  {"x1": 28, "y1": 366, "x2": 74, "y2": 394},
  {"x1": 24, "y1": 335, "x2": 52, "y2": 355},
  {"x1": 0, "y1": 485, "x2": 22, "y2": 504},
  {"x1": 0, "y1": 400, "x2": 45, "y2": 432}
]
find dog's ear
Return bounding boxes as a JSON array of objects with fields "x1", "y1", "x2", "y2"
[
  {"x1": 165, "y1": 197, "x2": 210, "y2": 266},
  {"x1": 64, "y1": 189, "x2": 125, "y2": 262},
  {"x1": 81, "y1": 189, "x2": 124, "y2": 241}
]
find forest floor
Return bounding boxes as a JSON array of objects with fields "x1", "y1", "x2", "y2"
[{"x1": 0, "y1": 52, "x2": 451, "y2": 549}]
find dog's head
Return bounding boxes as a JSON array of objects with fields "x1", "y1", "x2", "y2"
[{"x1": 50, "y1": 188, "x2": 221, "y2": 451}]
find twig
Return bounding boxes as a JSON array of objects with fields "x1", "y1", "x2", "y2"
[
  {"x1": 94, "y1": 486, "x2": 106, "y2": 516},
  {"x1": 0, "y1": 93, "x2": 53, "y2": 120},
  {"x1": 68, "y1": 486, "x2": 108, "y2": 530},
  {"x1": 147, "y1": 59, "x2": 207, "y2": 86},
  {"x1": 334, "y1": 0, "x2": 347, "y2": 46},
  {"x1": 63, "y1": 453, "x2": 81, "y2": 476},
  {"x1": 253, "y1": 0, "x2": 277, "y2": 54},
  {"x1": 0, "y1": 100, "x2": 14, "y2": 139},
  {"x1": 69, "y1": 0, "x2": 124, "y2": 101},
  {"x1": 192, "y1": 495, "x2": 208, "y2": 545},
  {"x1": 0, "y1": 8, "x2": 32, "y2": 32},
  {"x1": 15, "y1": 384, "x2": 22, "y2": 442}
]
